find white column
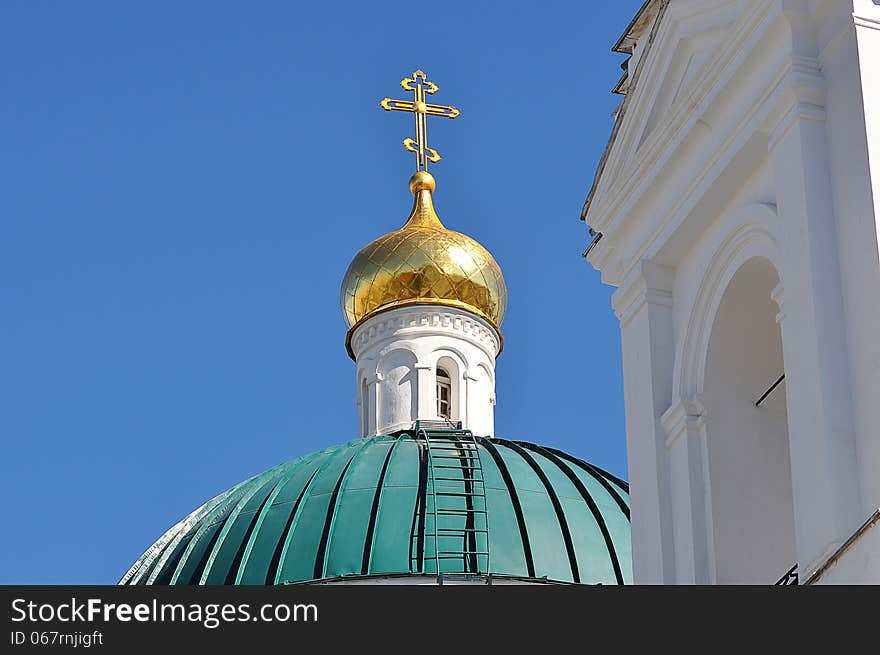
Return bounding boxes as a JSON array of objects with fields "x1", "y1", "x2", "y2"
[
  {"x1": 415, "y1": 363, "x2": 434, "y2": 420},
  {"x1": 362, "y1": 375, "x2": 379, "y2": 438},
  {"x1": 463, "y1": 370, "x2": 478, "y2": 429},
  {"x1": 612, "y1": 260, "x2": 676, "y2": 583},
  {"x1": 661, "y1": 396, "x2": 712, "y2": 584}
]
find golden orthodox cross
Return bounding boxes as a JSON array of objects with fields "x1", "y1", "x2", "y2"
[{"x1": 380, "y1": 70, "x2": 460, "y2": 171}]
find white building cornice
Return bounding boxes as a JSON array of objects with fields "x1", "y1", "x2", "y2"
[
  {"x1": 611, "y1": 260, "x2": 674, "y2": 328},
  {"x1": 349, "y1": 305, "x2": 500, "y2": 363},
  {"x1": 584, "y1": 1, "x2": 774, "y2": 232}
]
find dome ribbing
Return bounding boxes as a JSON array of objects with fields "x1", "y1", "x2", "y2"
[{"x1": 121, "y1": 434, "x2": 631, "y2": 585}]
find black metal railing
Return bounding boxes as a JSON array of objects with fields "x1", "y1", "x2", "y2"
[{"x1": 774, "y1": 564, "x2": 798, "y2": 585}]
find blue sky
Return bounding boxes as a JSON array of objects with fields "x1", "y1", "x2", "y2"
[{"x1": 0, "y1": 0, "x2": 642, "y2": 583}]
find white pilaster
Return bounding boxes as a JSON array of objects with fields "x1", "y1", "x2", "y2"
[
  {"x1": 612, "y1": 260, "x2": 676, "y2": 584},
  {"x1": 825, "y1": 0, "x2": 880, "y2": 517},
  {"x1": 769, "y1": 90, "x2": 862, "y2": 570},
  {"x1": 661, "y1": 395, "x2": 712, "y2": 584},
  {"x1": 853, "y1": 1, "x2": 880, "y2": 264}
]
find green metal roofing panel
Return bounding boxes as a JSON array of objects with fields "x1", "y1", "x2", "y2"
[
  {"x1": 323, "y1": 437, "x2": 393, "y2": 578},
  {"x1": 121, "y1": 434, "x2": 632, "y2": 586},
  {"x1": 367, "y1": 436, "x2": 420, "y2": 575}
]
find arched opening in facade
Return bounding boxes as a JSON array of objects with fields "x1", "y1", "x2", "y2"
[
  {"x1": 702, "y1": 256, "x2": 796, "y2": 583},
  {"x1": 377, "y1": 349, "x2": 417, "y2": 434},
  {"x1": 437, "y1": 368, "x2": 452, "y2": 419},
  {"x1": 435, "y1": 356, "x2": 460, "y2": 422}
]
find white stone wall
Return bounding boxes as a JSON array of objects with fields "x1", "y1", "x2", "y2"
[
  {"x1": 584, "y1": 0, "x2": 880, "y2": 583},
  {"x1": 350, "y1": 305, "x2": 499, "y2": 437}
]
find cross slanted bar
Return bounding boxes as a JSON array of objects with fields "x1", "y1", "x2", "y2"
[{"x1": 380, "y1": 70, "x2": 460, "y2": 171}]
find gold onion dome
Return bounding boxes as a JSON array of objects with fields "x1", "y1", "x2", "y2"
[{"x1": 341, "y1": 171, "x2": 507, "y2": 340}]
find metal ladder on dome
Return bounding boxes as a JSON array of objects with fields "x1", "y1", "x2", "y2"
[{"x1": 414, "y1": 420, "x2": 491, "y2": 579}]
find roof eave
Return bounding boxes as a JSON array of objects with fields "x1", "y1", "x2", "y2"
[
  {"x1": 612, "y1": 0, "x2": 663, "y2": 54},
  {"x1": 581, "y1": 0, "x2": 669, "y2": 225}
]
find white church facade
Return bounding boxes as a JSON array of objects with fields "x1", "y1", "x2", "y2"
[{"x1": 583, "y1": 0, "x2": 880, "y2": 584}]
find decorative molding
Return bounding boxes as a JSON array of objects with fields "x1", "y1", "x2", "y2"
[
  {"x1": 588, "y1": 8, "x2": 797, "y2": 288},
  {"x1": 674, "y1": 217, "x2": 779, "y2": 399},
  {"x1": 582, "y1": 3, "x2": 833, "y2": 297},
  {"x1": 770, "y1": 282, "x2": 785, "y2": 324},
  {"x1": 611, "y1": 260, "x2": 674, "y2": 328},
  {"x1": 350, "y1": 305, "x2": 500, "y2": 361},
  {"x1": 585, "y1": 0, "x2": 774, "y2": 232},
  {"x1": 661, "y1": 395, "x2": 707, "y2": 449},
  {"x1": 582, "y1": 0, "x2": 671, "y2": 222},
  {"x1": 759, "y1": 50, "x2": 825, "y2": 136},
  {"x1": 767, "y1": 99, "x2": 826, "y2": 152}
]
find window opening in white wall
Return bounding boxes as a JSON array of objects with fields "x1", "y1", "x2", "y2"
[{"x1": 437, "y1": 368, "x2": 452, "y2": 419}]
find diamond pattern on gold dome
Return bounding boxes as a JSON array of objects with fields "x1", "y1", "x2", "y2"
[{"x1": 341, "y1": 221, "x2": 507, "y2": 330}]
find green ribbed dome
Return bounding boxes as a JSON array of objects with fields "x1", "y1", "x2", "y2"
[{"x1": 121, "y1": 434, "x2": 631, "y2": 585}]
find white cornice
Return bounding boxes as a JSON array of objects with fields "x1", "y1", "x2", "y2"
[
  {"x1": 586, "y1": 3, "x2": 829, "y2": 290},
  {"x1": 349, "y1": 305, "x2": 500, "y2": 362},
  {"x1": 585, "y1": 1, "x2": 774, "y2": 235},
  {"x1": 582, "y1": 0, "x2": 671, "y2": 223},
  {"x1": 611, "y1": 259, "x2": 674, "y2": 327},
  {"x1": 767, "y1": 55, "x2": 827, "y2": 150}
]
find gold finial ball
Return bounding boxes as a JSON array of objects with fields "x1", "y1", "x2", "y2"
[{"x1": 409, "y1": 170, "x2": 436, "y2": 194}]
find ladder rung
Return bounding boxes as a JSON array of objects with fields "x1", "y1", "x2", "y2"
[
  {"x1": 417, "y1": 425, "x2": 490, "y2": 574},
  {"x1": 432, "y1": 487, "x2": 485, "y2": 493},
  {"x1": 430, "y1": 455, "x2": 480, "y2": 460},
  {"x1": 437, "y1": 509, "x2": 487, "y2": 515},
  {"x1": 432, "y1": 476, "x2": 484, "y2": 482},
  {"x1": 434, "y1": 491, "x2": 486, "y2": 497},
  {"x1": 429, "y1": 448, "x2": 478, "y2": 453},
  {"x1": 423, "y1": 532, "x2": 488, "y2": 538}
]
